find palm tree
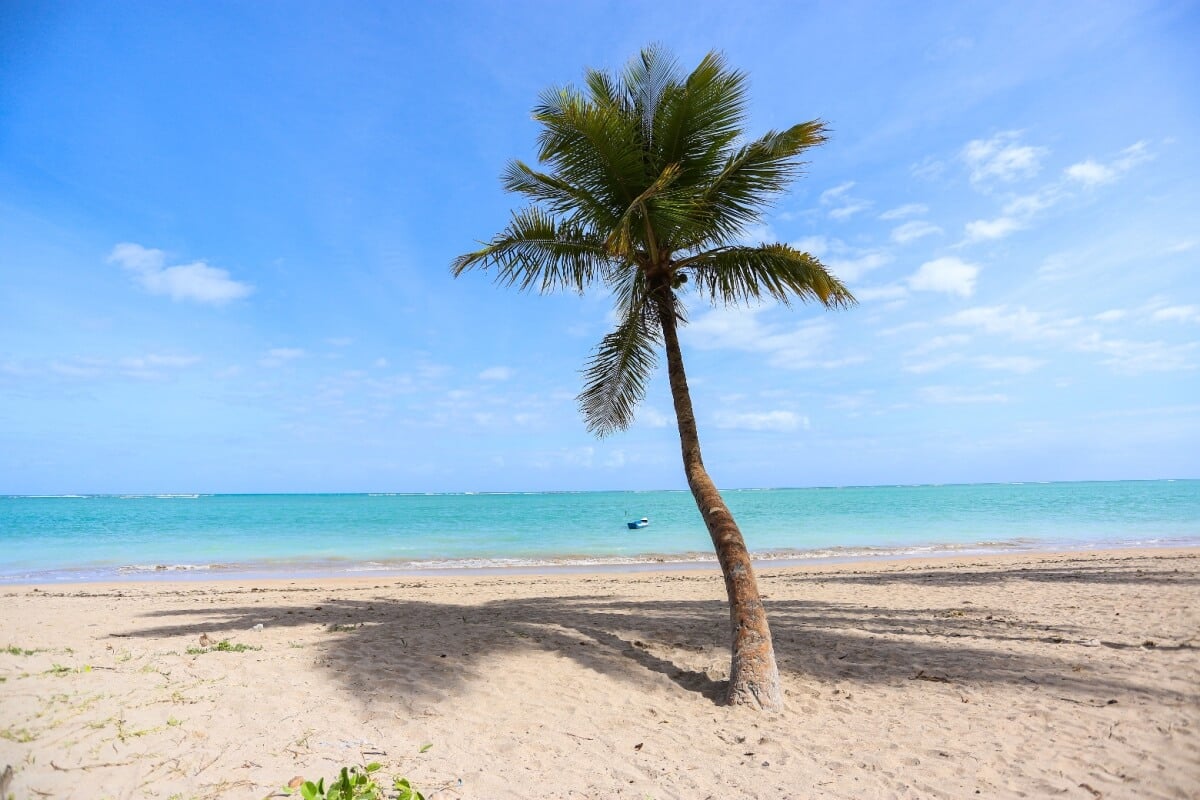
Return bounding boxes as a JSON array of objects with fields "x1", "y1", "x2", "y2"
[{"x1": 452, "y1": 46, "x2": 854, "y2": 711}]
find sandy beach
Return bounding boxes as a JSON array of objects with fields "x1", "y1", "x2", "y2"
[{"x1": 1, "y1": 548, "x2": 1197, "y2": 799}]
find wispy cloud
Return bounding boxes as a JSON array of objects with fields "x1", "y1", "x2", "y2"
[
  {"x1": 685, "y1": 307, "x2": 861, "y2": 369},
  {"x1": 109, "y1": 243, "x2": 253, "y2": 305},
  {"x1": 1064, "y1": 141, "x2": 1152, "y2": 187},
  {"x1": 945, "y1": 304, "x2": 1196, "y2": 373},
  {"x1": 891, "y1": 220, "x2": 943, "y2": 244},
  {"x1": 964, "y1": 141, "x2": 1152, "y2": 244},
  {"x1": 975, "y1": 355, "x2": 1045, "y2": 373},
  {"x1": 39, "y1": 353, "x2": 202, "y2": 381},
  {"x1": 712, "y1": 409, "x2": 809, "y2": 432},
  {"x1": 820, "y1": 181, "x2": 872, "y2": 220},
  {"x1": 1151, "y1": 305, "x2": 1200, "y2": 324},
  {"x1": 879, "y1": 203, "x2": 928, "y2": 220},
  {"x1": 962, "y1": 131, "x2": 1046, "y2": 184},
  {"x1": 479, "y1": 366, "x2": 513, "y2": 381},
  {"x1": 853, "y1": 284, "x2": 909, "y2": 302},
  {"x1": 260, "y1": 347, "x2": 306, "y2": 367},
  {"x1": 638, "y1": 407, "x2": 670, "y2": 428},
  {"x1": 826, "y1": 251, "x2": 892, "y2": 282},
  {"x1": 921, "y1": 385, "x2": 1009, "y2": 404}
]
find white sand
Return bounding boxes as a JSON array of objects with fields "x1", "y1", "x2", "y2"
[{"x1": 1, "y1": 548, "x2": 1197, "y2": 799}]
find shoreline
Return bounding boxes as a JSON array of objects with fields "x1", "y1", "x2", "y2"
[
  {"x1": 5, "y1": 544, "x2": 1198, "y2": 592},
  {"x1": 1, "y1": 547, "x2": 1196, "y2": 798},
  {"x1": 4, "y1": 538, "x2": 1198, "y2": 588}
]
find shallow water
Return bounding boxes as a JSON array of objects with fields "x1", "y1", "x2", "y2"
[{"x1": 1, "y1": 480, "x2": 1197, "y2": 582}]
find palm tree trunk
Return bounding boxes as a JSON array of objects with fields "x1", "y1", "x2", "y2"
[{"x1": 652, "y1": 285, "x2": 784, "y2": 712}]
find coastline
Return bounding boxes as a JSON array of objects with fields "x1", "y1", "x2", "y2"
[
  {"x1": 5, "y1": 537, "x2": 1198, "y2": 587},
  {"x1": 2, "y1": 547, "x2": 1197, "y2": 798}
]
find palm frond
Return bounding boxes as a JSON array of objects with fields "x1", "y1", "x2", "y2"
[
  {"x1": 578, "y1": 307, "x2": 661, "y2": 437},
  {"x1": 653, "y1": 52, "x2": 747, "y2": 182},
  {"x1": 533, "y1": 87, "x2": 644, "y2": 212},
  {"x1": 603, "y1": 162, "x2": 682, "y2": 260},
  {"x1": 502, "y1": 160, "x2": 619, "y2": 230},
  {"x1": 622, "y1": 43, "x2": 680, "y2": 144},
  {"x1": 451, "y1": 207, "x2": 610, "y2": 294},
  {"x1": 687, "y1": 121, "x2": 829, "y2": 248},
  {"x1": 683, "y1": 243, "x2": 856, "y2": 308}
]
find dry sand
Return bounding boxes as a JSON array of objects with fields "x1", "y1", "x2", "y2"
[{"x1": 1, "y1": 548, "x2": 1197, "y2": 799}]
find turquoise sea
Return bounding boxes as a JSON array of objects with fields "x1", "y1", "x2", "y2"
[{"x1": 1, "y1": 480, "x2": 1197, "y2": 583}]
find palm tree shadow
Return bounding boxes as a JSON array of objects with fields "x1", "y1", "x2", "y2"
[{"x1": 115, "y1": 572, "x2": 1175, "y2": 709}]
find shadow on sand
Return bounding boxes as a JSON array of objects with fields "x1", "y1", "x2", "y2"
[{"x1": 110, "y1": 558, "x2": 1191, "y2": 708}]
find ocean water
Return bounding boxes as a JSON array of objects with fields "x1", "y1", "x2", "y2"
[{"x1": 1, "y1": 480, "x2": 1197, "y2": 583}]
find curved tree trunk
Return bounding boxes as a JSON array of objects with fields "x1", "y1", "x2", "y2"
[{"x1": 652, "y1": 284, "x2": 784, "y2": 712}]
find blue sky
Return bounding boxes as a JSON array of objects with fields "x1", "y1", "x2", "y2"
[{"x1": 1, "y1": 0, "x2": 1197, "y2": 493}]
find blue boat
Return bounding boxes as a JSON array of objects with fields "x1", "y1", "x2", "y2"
[{"x1": 627, "y1": 517, "x2": 649, "y2": 530}]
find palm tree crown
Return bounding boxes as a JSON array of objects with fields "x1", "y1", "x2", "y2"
[{"x1": 453, "y1": 45, "x2": 854, "y2": 435}]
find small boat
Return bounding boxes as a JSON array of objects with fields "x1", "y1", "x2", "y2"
[{"x1": 627, "y1": 517, "x2": 649, "y2": 530}]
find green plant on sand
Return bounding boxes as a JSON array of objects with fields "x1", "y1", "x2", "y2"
[
  {"x1": 283, "y1": 763, "x2": 424, "y2": 800},
  {"x1": 453, "y1": 45, "x2": 853, "y2": 711},
  {"x1": 185, "y1": 640, "x2": 261, "y2": 655}
]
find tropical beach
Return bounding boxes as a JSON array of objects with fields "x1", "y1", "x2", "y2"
[
  {"x1": 4, "y1": 2, "x2": 1199, "y2": 799},
  {"x1": 2, "y1": 549, "x2": 1197, "y2": 798}
]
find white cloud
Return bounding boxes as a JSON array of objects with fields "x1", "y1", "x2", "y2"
[
  {"x1": 50, "y1": 360, "x2": 104, "y2": 378},
  {"x1": 121, "y1": 354, "x2": 201, "y2": 369},
  {"x1": 975, "y1": 355, "x2": 1045, "y2": 373},
  {"x1": 109, "y1": 243, "x2": 253, "y2": 305},
  {"x1": 820, "y1": 182, "x2": 855, "y2": 203},
  {"x1": 891, "y1": 220, "x2": 943, "y2": 244},
  {"x1": 907, "y1": 334, "x2": 971, "y2": 356},
  {"x1": 910, "y1": 157, "x2": 945, "y2": 181},
  {"x1": 1002, "y1": 188, "x2": 1063, "y2": 217},
  {"x1": 479, "y1": 366, "x2": 514, "y2": 381},
  {"x1": 735, "y1": 223, "x2": 776, "y2": 246},
  {"x1": 685, "y1": 307, "x2": 857, "y2": 370},
  {"x1": 829, "y1": 201, "x2": 872, "y2": 221},
  {"x1": 964, "y1": 216, "x2": 1024, "y2": 242},
  {"x1": 326, "y1": 337, "x2": 354, "y2": 347},
  {"x1": 259, "y1": 347, "x2": 305, "y2": 367},
  {"x1": 963, "y1": 141, "x2": 1152, "y2": 245},
  {"x1": 374, "y1": 357, "x2": 389, "y2": 368},
  {"x1": 820, "y1": 181, "x2": 871, "y2": 220},
  {"x1": 961, "y1": 131, "x2": 1046, "y2": 184},
  {"x1": 946, "y1": 304, "x2": 1194, "y2": 373},
  {"x1": 43, "y1": 353, "x2": 200, "y2": 381},
  {"x1": 1152, "y1": 305, "x2": 1200, "y2": 323},
  {"x1": 879, "y1": 203, "x2": 928, "y2": 220},
  {"x1": 713, "y1": 410, "x2": 809, "y2": 432},
  {"x1": 1076, "y1": 333, "x2": 1197, "y2": 373},
  {"x1": 826, "y1": 251, "x2": 891, "y2": 282},
  {"x1": 1093, "y1": 309, "x2": 1127, "y2": 323},
  {"x1": 944, "y1": 305, "x2": 1068, "y2": 340},
  {"x1": 1064, "y1": 142, "x2": 1151, "y2": 187},
  {"x1": 792, "y1": 235, "x2": 831, "y2": 257},
  {"x1": 921, "y1": 385, "x2": 1008, "y2": 404},
  {"x1": 1064, "y1": 160, "x2": 1115, "y2": 186},
  {"x1": 638, "y1": 407, "x2": 670, "y2": 428},
  {"x1": 904, "y1": 356, "x2": 962, "y2": 374},
  {"x1": 853, "y1": 285, "x2": 909, "y2": 302},
  {"x1": 907, "y1": 257, "x2": 979, "y2": 297}
]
